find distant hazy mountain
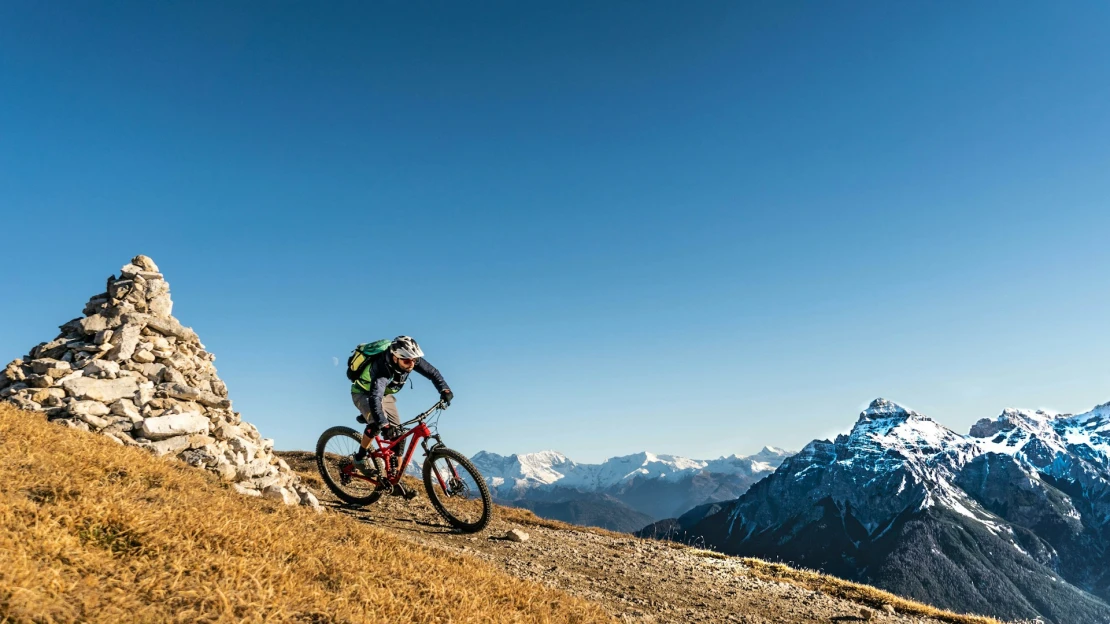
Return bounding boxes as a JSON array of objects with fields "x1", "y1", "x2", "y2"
[
  {"x1": 469, "y1": 447, "x2": 791, "y2": 530},
  {"x1": 639, "y1": 398, "x2": 1110, "y2": 624}
]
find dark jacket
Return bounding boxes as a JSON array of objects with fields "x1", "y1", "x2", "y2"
[{"x1": 352, "y1": 350, "x2": 450, "y2": 427}]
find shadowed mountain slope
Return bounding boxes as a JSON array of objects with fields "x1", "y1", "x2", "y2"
[{"x1": 642, "y1": 399, "x2": 1110, "y2": 624}]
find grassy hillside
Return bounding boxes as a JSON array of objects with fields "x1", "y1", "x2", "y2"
[{"x1": 0, "y1": 404, "x2": 613, "y2": 623}]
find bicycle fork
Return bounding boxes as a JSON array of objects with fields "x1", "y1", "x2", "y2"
[{"x1": 421, "y1": 434, "x2": 463, "y2": 495}]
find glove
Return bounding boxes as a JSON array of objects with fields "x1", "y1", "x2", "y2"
[{"x1": 440, "y1": 389, "x2": 453, "y2": 407}]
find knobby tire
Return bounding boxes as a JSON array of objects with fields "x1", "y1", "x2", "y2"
[
  {"x1": 422, "y1": 447, "x2": 493, "y2": 533},
  {"x1": 315, "y1": 425, "x2": 384, "y2": 506}
]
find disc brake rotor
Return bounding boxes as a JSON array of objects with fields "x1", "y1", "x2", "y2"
[{"x1": 338, "y1": 457, "x2": 354, "y2": 485}]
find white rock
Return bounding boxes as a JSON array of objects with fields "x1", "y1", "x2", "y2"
[
  {"x1": 70, "y1": 400, "x2": 111, "y2": 417},
  {"x1": 132, "y1": 255, "x2": 160, "y2": 272},
  {"x1": 55, "y1": 369, "x2": 84, "y2": 386},
  {"x1": 79, "y1": 315, "x2": 109, "y2": 334},
  {"x1": 232, "y1": 483, "x2": 261, "y2": 497},
  {"x1": 263, "y1": 485, "x2": 300, "y2": 506},
  {"x1": 139, "y1": 412, "x2": 210, "y2": 440},
  {"x1": 161, "y1": 367, "x2": 186, "y2": 385},
  {"x1": 62, "y1": 376, "x2": 139, "y2": 403},
  {"x1": 135, "y1": 384, "x2": 155, "y2": 407},
  {"x1": 214, "y1": 459, "x2": 238, "y2": 481},
  {"x1": 213, "y1": 421, "x2": 241, "y2": 441},
  {"x1": 236, "y1": 459, "x2": 271, "y2": 480},
  {"x1": 249, "y1": 474, "x2": 281, "y2": 490},
  {"x1": 299, "y1": 490, "x2": 323, "y2": 512},
  {"x1": 505, "y1": 529, "x2": 530, "y2": 542},
  {"x1": 83, "y1": 360, "x2": 120, "y2": 379},
  {"x1": 110, "y1": 398, "x2": 142, "y2": 422},
  {"x1": 113, "y1": 433, "x2": 141, "y2": 447},
  {"x1": 31, "y1": 387, "x2": 66, "y2": 404},
  {"x1": 138, "y1": 362, "x2": 165, "y2": 382},
  {"x1": 31, "y1": 359, "x2": 70, "y2": 375},
  {"x1": 108, "y1": 323, "x2": 143, "y2": 361},
  {"x1": 78, "y1": 412, "x2": 110, "y2": 429},
  {"x1": 149, "y1": 294, "x2": 172, "y2": 317},
  {"x1": 149, "y1": 435, "x2": 190, "y2": 456},
  {"x1": 228, "y1": 436, "x2": 257, "y2": 460}
]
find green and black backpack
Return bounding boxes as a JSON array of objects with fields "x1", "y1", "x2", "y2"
[{"x1": 345, "y1": 339, "x2": 392, "y2": 381}]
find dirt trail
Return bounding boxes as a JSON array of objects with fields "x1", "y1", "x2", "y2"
[{"x1": 279, "y1": 451, "x2": 954, "y2": 624}]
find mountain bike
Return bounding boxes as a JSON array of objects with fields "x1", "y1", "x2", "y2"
[{"x1": 315, "y1": 399, "x2": 492, "y2": 533}]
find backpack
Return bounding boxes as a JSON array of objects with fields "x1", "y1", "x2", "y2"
[{"x1": 346, "y1": 339, "x2": 392, "y2": 381}]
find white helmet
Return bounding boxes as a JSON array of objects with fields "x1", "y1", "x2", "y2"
[{"x1": 390, "y1": 335, "x2": 424, "y2": 360}]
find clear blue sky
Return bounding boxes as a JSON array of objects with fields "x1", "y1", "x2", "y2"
[{"x1": 2, "y1": 2, "x2": 1109, "y2": 463}]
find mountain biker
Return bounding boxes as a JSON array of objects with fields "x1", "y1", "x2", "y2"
[{"x1": 351, "y1": 336, "x2": 453, "y2": 474}]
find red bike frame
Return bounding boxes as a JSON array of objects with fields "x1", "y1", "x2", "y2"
[{"x1": 339, "y1": 401, "x2": 461, "y2": 493}]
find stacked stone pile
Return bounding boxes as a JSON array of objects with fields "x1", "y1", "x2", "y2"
[{"x1": 0, "y1": 255, "x2": 319, "y2": 510}]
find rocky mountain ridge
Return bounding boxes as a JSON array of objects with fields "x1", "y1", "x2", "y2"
[
  {"x1": 641, "y1": 398, "x2": 1110, "y2": 624},
  {"x1": 471, "y1": 446, "x2": 791, "y2": 527},
  {"x1": 0, "y1": 255, "x2": 317, "y2": 509}
]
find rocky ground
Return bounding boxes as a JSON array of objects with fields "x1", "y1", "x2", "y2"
[{"x1": 279, "y1": 451, "x2": 966, "y2": 624}]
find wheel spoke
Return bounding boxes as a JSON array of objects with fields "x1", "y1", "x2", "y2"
[
  {"x1": 423, "y1": 449, "x2": 491, "y2": 532},
  {"x1": 315, "y1": 426, "x2": 384, "y2": 506}
]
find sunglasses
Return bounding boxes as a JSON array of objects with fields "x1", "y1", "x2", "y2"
[{"x1": 397, "y1": 357, "x2": 416, "y2": 366}]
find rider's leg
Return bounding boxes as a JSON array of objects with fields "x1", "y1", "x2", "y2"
[
  {"x1": 382, "y1": 394, "x2": 404, "y2": 471},
  {"x1": 351, "y1": 393, "x2": 376, "y2": 457}
]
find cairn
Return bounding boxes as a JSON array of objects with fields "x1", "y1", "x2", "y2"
[{"x1": 0, "y1": 255, "x2": 319, "y2": 509}]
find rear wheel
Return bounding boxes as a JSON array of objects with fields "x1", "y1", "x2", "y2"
[
  {"x1": 422, "y1": 447, "x2": 492, "y2": 533},
  {"x1": 316, "y1": 425, "x2": 385, "y2": 506}
]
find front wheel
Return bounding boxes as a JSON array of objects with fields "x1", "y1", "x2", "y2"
[
  {"x1": 316, "y1": 425, "x2": 385, "y2": 506},
  {"x1": 422, "y1": 447, "x2": 492, "y2": 533}
]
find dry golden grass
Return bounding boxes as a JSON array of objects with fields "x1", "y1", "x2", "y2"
[
  {"x1": 682, "y1": 549, "x2": 1002, "y2": 624},
  {"x1": 0, "y1": 404, "x2": 615, "y2": 624}
]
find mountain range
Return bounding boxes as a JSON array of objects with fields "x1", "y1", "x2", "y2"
[
  {"x1": 638, "y1": 398, "x2": 1110, "y2": 624},
  {"x1": 470, "y1": 447, "x2": 791, "y2": 532}
]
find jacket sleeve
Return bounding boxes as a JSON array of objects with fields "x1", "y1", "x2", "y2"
[
  {"x1": 367, "y1": 375, "x2": 391, "y2": 427},
  {"x1": 414, "y1": 358, "x2": 450, "y2": 394}
]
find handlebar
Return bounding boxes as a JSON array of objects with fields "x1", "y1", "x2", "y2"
[{"x1": 400, "y1": 399, "x2": 448, "y2": 428}]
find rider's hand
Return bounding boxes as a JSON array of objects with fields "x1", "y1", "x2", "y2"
[{"x1": 440, "y1": 389, "x2": 453, "y2": 407}]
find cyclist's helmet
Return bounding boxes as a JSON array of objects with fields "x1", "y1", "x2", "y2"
[{"x1": 390, "y1": 335, "x2": 424, "y2": 360}]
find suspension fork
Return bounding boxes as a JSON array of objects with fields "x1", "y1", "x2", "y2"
[{"x1": 420, "y1": 433, "x2": 461, "y2": 491}]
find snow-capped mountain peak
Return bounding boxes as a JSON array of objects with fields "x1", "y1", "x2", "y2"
[
  {"x1": 471, "y1": 447, "x2": 793, "y2": 494},
  {"x1": 651, "y1": 398, "x2": 1110, "y2": 624},
  {"x1": 969, "y1": 403, "x2": 1110, "y2": 477},
  {"x1": 844, "y1": 399, "x2": 976, "y2": 470},
  {"x1": 471, "y1": 444, "x2": 795, "y2": 524},
  {"x1": 856, "y1": 397, "x2": 919, "y2": 422},
  {"x1": 469, "y1": 450, "x2": 576, "y2": 488}
]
